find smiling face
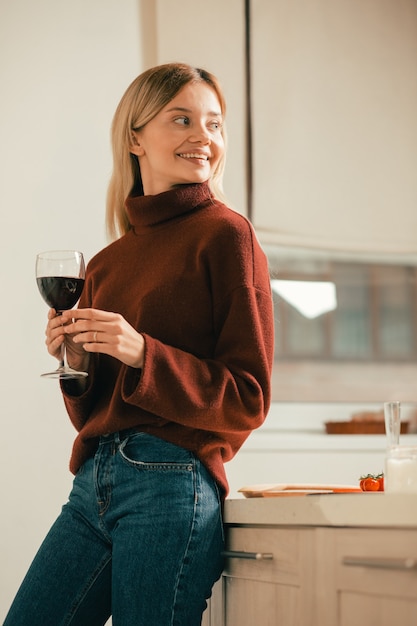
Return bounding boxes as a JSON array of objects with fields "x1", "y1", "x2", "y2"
[{"x1": 130, "y1": 82, "x2": 225, "y2": 195}]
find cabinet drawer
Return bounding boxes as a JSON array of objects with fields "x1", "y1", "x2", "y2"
[
  {"x1": 224, "y1": 526, "x2": 314, "y2": 586},
  {"x1": 331, "y1": 528, "x2": 417, "y2": 599}
]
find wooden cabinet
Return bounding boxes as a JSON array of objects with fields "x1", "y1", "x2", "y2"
[
  {"x1": 222, "y1": 526, "x2": 315, "y2": 626},
  {"x1": 203, "y1": 525, "x2": 317, "y2": 625},
  {"x1": 317, "y1": 527, "x2": 417, "y2": 626},
  {"x1": 204, "y1": 496, "x2": 417, "y2": 626}
]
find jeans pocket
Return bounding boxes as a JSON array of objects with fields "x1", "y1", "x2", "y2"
[{"x1": 118, "y1": 432, "x2": 195, "y2": 471}]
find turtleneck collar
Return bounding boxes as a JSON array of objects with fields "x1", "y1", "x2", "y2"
[{"x1": 125, "y1": 182, "x2": 213, "y2": 232}]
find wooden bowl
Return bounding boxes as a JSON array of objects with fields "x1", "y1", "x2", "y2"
[{"x1": 324, "y1": 420, "x2": 409, "y2": 435}]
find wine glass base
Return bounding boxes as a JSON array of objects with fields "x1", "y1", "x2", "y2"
[{"x1": 41, "y1": 368, "x2": 88, "y2": 380}]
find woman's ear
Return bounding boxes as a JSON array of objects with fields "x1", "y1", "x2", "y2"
[{"x1": 130, "y1": 132, "x2": 145, "y2": 156}]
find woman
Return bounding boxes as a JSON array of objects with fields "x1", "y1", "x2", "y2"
[{"x1": 5, "y1": 63, "x2": 274, "y2": 626}]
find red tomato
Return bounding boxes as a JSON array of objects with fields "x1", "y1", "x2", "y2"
[
  {"x1": 363, "y1": 477, "x2": 380, "y2": 491},
  {"x1": 359, "y1": 473, "x2": 384, "y2": 492}
]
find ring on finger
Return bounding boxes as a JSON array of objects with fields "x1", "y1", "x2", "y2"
[{"x1": 94, "y1": 331, "x2": 97, "y2": 342}]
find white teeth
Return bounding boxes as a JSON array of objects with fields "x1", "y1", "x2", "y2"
[{"x1": 178, "y1": 153, "x2": 209, "y2": 160}]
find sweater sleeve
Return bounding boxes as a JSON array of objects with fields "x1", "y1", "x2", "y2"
[
  {"x1": 122, "y1": 287, "x2": 273, "y2": 434},
  {"x1": 60, "y1": 355, "x2": 100, "y2": 431}
]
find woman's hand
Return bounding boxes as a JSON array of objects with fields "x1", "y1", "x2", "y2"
[
  {"x1": 60, "y1": 308, "x2": 145, "y2": 369},
  {"x1": 45, "y1": 309, "x2": 90, "y2": 372}
]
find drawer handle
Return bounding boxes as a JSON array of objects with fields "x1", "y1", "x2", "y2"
[
  {"x1": 343, "y1": 556, "x2": 417, "y2": 571},
  {"x1": 222, "y1": 550, "x2": 273, "y2": 561}
]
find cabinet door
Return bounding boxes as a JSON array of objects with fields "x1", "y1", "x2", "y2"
[
  {"x1": 338, "y1": 592, "x2": 416, "y2": 626},
  {"x1": 223, "y1": 526, "x2": 315, "y2": 626},
  {"x1": 224, "y1": 575, "x2": 300, "y2": 626},
  {"x1": 317, "y1": 527, "x2": 417, "y2": 626}
]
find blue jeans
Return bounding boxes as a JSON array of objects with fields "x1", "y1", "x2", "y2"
[{"x1": 4, "y1": 431, "x2": 224, "y2": 626}]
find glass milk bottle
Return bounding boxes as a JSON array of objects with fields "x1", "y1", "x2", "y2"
[{"x1": 385, "y1": 446, "x2": 417, "y2": 493}]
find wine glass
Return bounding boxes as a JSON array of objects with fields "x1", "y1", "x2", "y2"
[{"x1": 36, "y1": 250, "x2": 88, "y2": 379}]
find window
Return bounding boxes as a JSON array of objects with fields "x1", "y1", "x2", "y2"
[{"x1": 266, "y1": 246, "x2": 417, "y2": 401}]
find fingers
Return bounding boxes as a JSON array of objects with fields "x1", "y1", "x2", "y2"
[
  {"x1": 45, "y1": 331, "x2": 64, "y2": 359},
  {"x1": 60, "y1": 308, "x2": 116, "y2": 324},
  {"x1": 60, "y1": 309, "x2": 117, "y2": 338},
  {"x1": 45, "y1": 309, "x2": 65, "y2": 358},
  {"x1": 62, "y1": 309, "x2": 124, "y2": 341},
  {"x1": 81, "y1": 328, "x2": 145, "y2": 369},
  {"x1": 45, "y1": 309, "x2": 87, "y2": 360},
  {"x1": 61, "y1": 308, "x2": 145, "y2": 369}
]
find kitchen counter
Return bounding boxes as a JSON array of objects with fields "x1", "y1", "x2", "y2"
[
  {"x1": 202, "y1": 494, "x2": 417, "y2": 625},
  {"x1": 224, "y1": 493, "x2": 417, "y2": 528}
]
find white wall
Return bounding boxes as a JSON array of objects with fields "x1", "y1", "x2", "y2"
[
  {"x1": 0, "y1": 0, "x2": 142, "y2": 619},
  {"x1": 251, "y1": 0, "x2": 417, "y2": 254},
  {"x1": 153, "y1": 0, "x2": 247, "y2": 215}
]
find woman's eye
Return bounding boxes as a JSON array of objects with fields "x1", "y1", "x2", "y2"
[
  {"x1": 174, "y1": 116, "x2": 190, "y2": 126},
  {"x1": 209, "y1": 121, "x2": 222, "y2": 131}
]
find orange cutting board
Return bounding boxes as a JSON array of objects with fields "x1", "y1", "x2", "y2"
[{"x1": 238, "y1": 483, "x2": 362, "y2": 498}]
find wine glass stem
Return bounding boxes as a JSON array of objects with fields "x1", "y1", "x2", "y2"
[
  {"x1": 55, "y1": 311, "x2": 65, "y2": 368},
  {"x1": 59, "y1": 342, "x2": 65, "y2": 369}
]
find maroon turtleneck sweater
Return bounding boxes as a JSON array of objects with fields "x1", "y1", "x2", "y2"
[{"x1": 62, "y1": 182, "x2": 274, "y2": 497}]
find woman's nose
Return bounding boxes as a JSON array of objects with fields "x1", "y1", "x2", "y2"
[{"x1": 189, "y1": 125, "x2": 210, "y2": 143}]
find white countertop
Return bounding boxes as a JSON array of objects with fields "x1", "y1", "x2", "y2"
[{"x1": 224, "y1": 493, "x2": 417, "y2": 529}]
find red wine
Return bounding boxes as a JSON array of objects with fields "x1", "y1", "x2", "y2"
[{"x1": 37, "y1": 276, "x2": 85, "y2": 310}]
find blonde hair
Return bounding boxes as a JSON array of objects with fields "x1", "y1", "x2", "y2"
[{"x1": 106, "y1": 63, "x2": 227, "y2": 240}]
